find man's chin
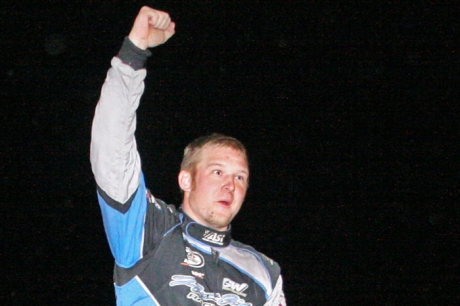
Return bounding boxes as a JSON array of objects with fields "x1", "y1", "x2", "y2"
[{"x1": 207, "y1": 215, "x2": 232, "y2": 231}]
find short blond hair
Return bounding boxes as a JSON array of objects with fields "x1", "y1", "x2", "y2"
[{"x1": 180, "y1": 133, "x2": 248, "y2": 175}]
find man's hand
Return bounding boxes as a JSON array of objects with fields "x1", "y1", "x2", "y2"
[{"x1": 128, "y1": 6, "x2": 175, "y2": 50}]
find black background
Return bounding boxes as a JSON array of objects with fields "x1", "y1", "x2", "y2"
[{"x1": 2, "y1": 1, "x2": 459, "y2": 304}]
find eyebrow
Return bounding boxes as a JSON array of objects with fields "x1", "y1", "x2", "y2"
[{"x1": 206, "y1": 162, "x2": 249, "y2": 175}]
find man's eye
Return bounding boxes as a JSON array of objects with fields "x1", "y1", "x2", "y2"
[
  {"x1": 213, "y1": 170, "x2": 222, "y2": 175},
  {"x1": 236, "y1": 175, "x2": 245, "y2": 181}
]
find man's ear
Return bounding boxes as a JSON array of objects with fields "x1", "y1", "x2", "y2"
[{"x1": 178, "y1": 170, "x2": 192, "y2": 192}]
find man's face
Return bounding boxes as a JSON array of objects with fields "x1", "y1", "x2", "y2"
[{"x1": 180, "y1": 145, "x2": 249, "y2": 231}]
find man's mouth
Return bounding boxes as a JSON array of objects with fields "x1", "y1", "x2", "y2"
[{"x1": 217, "y1": 200, "x2": 230, "y2": 206}]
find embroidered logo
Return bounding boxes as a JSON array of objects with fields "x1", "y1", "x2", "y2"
[
  {"x1": 202, "y1": 230, "x2": 225, "y2": 245},
  {"x1": 169, "y1": 275, "x2": 252, "y2": 306},
  {"x1": 181, "y1": 247, "x2": 205, "y2": 268},
  {"x1": 222, "y1": 278, "x2": 249, "y2": 297}
]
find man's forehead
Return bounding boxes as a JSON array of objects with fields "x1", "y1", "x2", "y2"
[{"x1": 199, "y1": 145, "x2": 248, "y2": 169}]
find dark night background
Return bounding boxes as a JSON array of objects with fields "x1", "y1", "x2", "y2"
[{"x1": 2, "y1": 1, "x2": 459, "y2": 304}]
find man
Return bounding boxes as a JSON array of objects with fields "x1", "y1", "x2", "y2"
[{"x1": 91, "y1": 6, "x2": 286, "y2": 305}]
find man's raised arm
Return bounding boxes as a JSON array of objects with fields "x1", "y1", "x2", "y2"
[{"x1": 90, "y1": 7, "x2": 175, "y2": 204}]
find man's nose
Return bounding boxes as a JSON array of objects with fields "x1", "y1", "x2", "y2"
[{"x1": 222, "y1": 175, "x2": 235, "y2": 192}]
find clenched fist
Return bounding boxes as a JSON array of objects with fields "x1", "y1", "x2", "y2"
[{"x1": 128, "y1": 6, "x2": 175, "y2": 50}]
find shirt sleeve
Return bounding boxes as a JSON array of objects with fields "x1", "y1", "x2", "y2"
[
  {"x1": 90, "y1": 39, "x2": 152, "y2": 266},
  {"x1": 90, "y1": 56, "x2": 146, "y2": 204}
]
